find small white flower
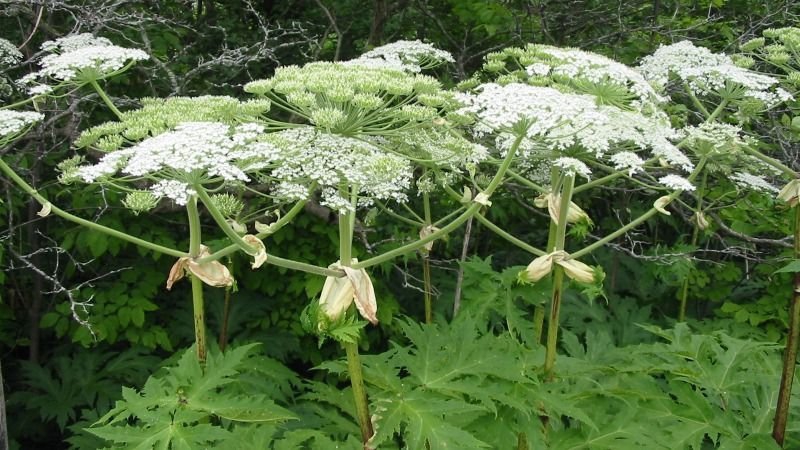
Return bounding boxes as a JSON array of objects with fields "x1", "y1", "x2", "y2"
[
  {"x1": 22, "y1": 33, "x2": 148, "y2": 86},
  {"x1": 150, "y1": 180, "x2": 196, "y2": 205},
  {"x1": 610, "y1": 151, "x2": 645, "y2": 175},
  {"x1": 639, "y1": 40, "x2": 789, "y2": 107},
  {"x1": 0, "y1": 38, "x2": 23, "y2": 66},
  {"x1": 659, "y1": 174, "x2": 695, "y2": 191},
  {"x1": 346, "y1": 40, "x2": 454, "y2": 73},
  {"x1": 730, "y1": 172, "x2": 778, "y2": 193},
  {"x1": 553, "y1": 157, "x2": 591, "y2": 178},
  {"x1": 263, "y1": 128, "x2": 413, "y2": 212},
  {"x1": 0, "y1": 110, "x2": 44, "y2": 138},
  {"x1": 526, "y1": 45, "x2": 665, "y2": 106},
  {"x1": 526, "y1": 62, "x2": 551, "y2": 76},
  {"x1": 458, "y1": 82, "x2": 689, "y2": 171}
]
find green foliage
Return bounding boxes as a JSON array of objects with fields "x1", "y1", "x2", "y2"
[
  {"x1": 88, "y1": 344, "x2": 298, "y2": 448},
  {"x1": 10, "y1": 347, "x2": 160, "y2": 432}
]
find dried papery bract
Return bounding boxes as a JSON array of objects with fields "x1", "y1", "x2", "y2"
[
  {"x1": 318, "y1": 261, "x2": 378, "y2": 326},
  {"x1": 242, "y1": 235, "x2": 267, "y2": 269},
  {"x1": 534, "y1": 193, "x2": 591, "y2": 225},
  {"x1": 654, "y1": 196, "x2": 672, "y2": 216},
  {"x1": 166, "y1": 246, "x2": 234, "y2": 290},
  {"x1": 524, "y1": 251, "x2": 595, "y2": 284}
]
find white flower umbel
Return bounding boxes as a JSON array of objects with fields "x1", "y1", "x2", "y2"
[
  {"x1": 658, "y1": 174, "x2": 695, "y2": 191},
  {"x1": 730, "y1": 172, "x2": 779, "y2": 193},
  {"x1": 523, "y1": 45, "x2": 665, "y2": 108},
  {"x1": 150, "y1": 180, "x2": 197, "y2": 206},
  {"x1": 0, "y1": 110, "x2": 44, "y2": 138},
  {"x1": 638, "y1": 41, "x2": 791, "y2": 107},
  {"x1": 553, "y1": 157, "x2": 591, "y2": 178},
  {"x1": 244, "y1": 62, "x2": 455, "y2": 136},
  {"x1": 20, "y1": 33, "x2": 148, "y2": 86},
  {"x1": 346, "y1": 40, "x2": 454, "y2": 73},
  {"x1": 75, "y1": 96, "x2": 270, "y2": 150},
  {"x1": 610, "y1": 151, "x2": 645, "y2": 175},
  {"x1": 385, "y1": 126, "x2": 489, "y2": 172},
  {"x1": 681, "y1": 122, "x2": 747, "y2": 150},
  {"x1": 263, "y1": 127, "x2": 413, "y2": 213},
  {"x1": 457, "y1": 82, "x2": 691, "y2": 170},
  {"x1": 0, "y1": 38, "x2": 23, "y2": 67},
  {"x1": 71, "y1": 122, "x2": 281, "y2": 204}
]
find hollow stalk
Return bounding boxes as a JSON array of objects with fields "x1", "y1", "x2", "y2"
[
  {"x1": 186, "y1": 196, "x2": 207, "y2": 363},
  {"x1": 544, "y1": 174, "x2": 576, "y2": 378},
  {"x1": 338, "y1": 186, "x2": 373, "y2": 447},
  {"x1": 422, "y1": 191, "x2": 433, "y2": 323},
  {"x1": 772, "y1": 204, "x2": 800, "y2": 446},
  {"x1": 678, "y1": 170, "x2": 707, "y2": 321}
]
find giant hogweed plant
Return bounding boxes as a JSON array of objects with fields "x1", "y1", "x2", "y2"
[
  {"x1": 452, "y1": 44, "x2": 706, "y2": 380},
  {"x1": 0, "y1": 36, "x2": 507, "y2": 447},
  {"x1": 2, "y1": 32, "x2": 800, "y2": 449}
]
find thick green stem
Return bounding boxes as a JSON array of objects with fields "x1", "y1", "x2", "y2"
[
  {"x1": 344, "y1": 341, "x2": 374, "y2": 447},
  {"x1": 544, "y1": 266, "x2": 565, "y2": 378},
  {"x1": 339, "y1": 215, "x2": 352, "y2": 264},
  {"x1": 533, "y1": 169, "x2": 561, "y2": 345},
  {"x1": 264, "y1": 254, "x2": 343, "y2": 277},
  {"x1": 423, "y1": 257, "x2": 432, "y2": 324},
  {"x1": 0, "y1": 158, "x2": 187, "y2": 257},
  {"x1": 422, "y1": 192, "x2": 433, "y2": 324},
  {"x1": 89, "y1": 80, "x2": 124, "y2": 120},
  {"x1": 772, "y1": 205, "x2": 800, "y2": 447},
  {"x1": 352, "y1": 132, "x2": 525, "y2": 270},
  {"x1": 186, "y1": 197, "x2": 207, "y2": 363},
  {"x1": 338, "y1": 188, "x2": 373, "y2": 447},
  {"x1": 195, "y1": 187, "x2": 258, "y2": 255},
  {"x1": 543, "y1": 174, "x2": 575, "y2": 378},
  {"x1": 190, "y1": 275, "x2": 207, "y2": 363},
  {"x1": 678, "y1": 171, "x2": 707, "y2": 322}
]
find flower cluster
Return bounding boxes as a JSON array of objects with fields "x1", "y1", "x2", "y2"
[
  {"x1": 18, "y1": 33, "x2": 148, "y2": 88},
  {"x1": 0, "y1": 110, "x2": 44, "y2": 139},
  {"x1": 553, "y1": 157, "x2": 591, "y2": 179},
  {"x1": 638, "y1": 41, "x2": 792, "y2": 107},
  {"x1": 730, "y1": 172, "x2": 778, "y2": 193},
  {"x1": 0, "y1": 38, "x2": 22, "y2": 67},
  {"x1": 384, "y1": 126, "x2": 488, "y2": 173},
  {"x1": 658, "y1": 174, "x2": 695, "y2": 191},
  {"x1": 75, "y1": 96, "x2": 270, "y2": 150},
  {"x1": 244, "y1": 62, "x2": 455, "y2": 135},
  {"x1": 67, "y1": 122, "x2": 280, "y2": 205},
  {"x1": 346, "y1": 40, "x2": 454, "y2": 73},
  {"x1": 456, "y1": 82, "x2": 692, "y2": 171},
  {"x1": 480, "y1": 44, "x2": 664, "y2": 110},
  {"x1": 261, "y1": 127, "x2": 413, "y2": 213}
]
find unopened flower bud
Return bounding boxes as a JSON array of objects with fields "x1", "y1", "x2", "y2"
[{"x1": 122, "y1": 191, "x2": 159, "y2": 215}]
